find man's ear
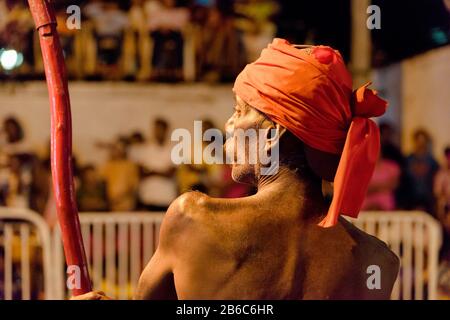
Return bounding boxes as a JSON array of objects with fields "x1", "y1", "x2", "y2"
[{"x1": 263, "y1": 122, "x2": 286, "y2": 152}]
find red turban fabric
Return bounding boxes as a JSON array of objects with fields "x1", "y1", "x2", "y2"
[{"x1": 233, "y1": 38, "x2": 388, "y2": 227}]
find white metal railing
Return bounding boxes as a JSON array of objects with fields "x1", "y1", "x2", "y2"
[
  {"x1": 0, "y1": 208, "x2": 443, "y2": 300},
  {"x1": 348, "y1": 211, "x2": 443, "y2": 300},
  {"x1": 52, "y1": 212, "x2": 164, "y2": 300},
  {"x1": 0, "y1": 207, "x2": 53, "y2": 300}
]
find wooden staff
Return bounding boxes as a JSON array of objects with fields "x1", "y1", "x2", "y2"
[{"x1": 27, "y1": 0, "x2": 91, "y2": 296}]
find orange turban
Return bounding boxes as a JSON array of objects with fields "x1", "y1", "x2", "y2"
[{"x1": 233, "y1": 38, "x2": 388, "y2": 227}]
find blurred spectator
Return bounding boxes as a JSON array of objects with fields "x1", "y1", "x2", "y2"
[
  {"x1": 176, "y1": 118, "x2": 252, "y2": 198},
  {"x1": 363, "y1": 153, "x2": 401, "y2": 211},
  {"x1": 0, "y1": 116, "x2": 34, "y2": 209},
  {"x1": 435, "y1": 147, "x2": 450, "y2": 221},
  {"x1": 56, "y1": 7, "x2": 79, "y2": 78},
  {"x1": 435, "y1": 147, "x2": 450, "y2": 297},
  {"x1": 235, "y1": 0, "x2": 279, "y2": 62},
  {"x1": 0, "y1": 1, "x2": 34, "y2": 72},
  {"x1": 406, "y1": 129, "x2": 439, "y2": 213},
  {"x1": 86, "y1": 0, "x2": 129, "y2": 79},
  {"x1": 145, "y1": 0, "x2": 189, "y2": 81},
  {"x1": 379, "y1": 122, "x2": 405, "y2": 167},
  {"x1": 100, "y1": 140, "x2": 139, "y2": 211},
  {"x1": 0, "y1": 1, "x2": 8, "y2": 32},
  {"x1": 127, "y1": 131, "x2": 146, "y2": 146},
  {"x1": 84, "y1": 0, "x2": 104, "y2": 18},
  {"x1": 28, "y1": 155, "x2": 50, "y2": 214},
  {"x1": 379, "y1": 122, "x2": 411, "y2": 210},
  {"x1": 193, "y1": 1, "x2": 245, "y2": 82},
  {"x1": 0, "y1": 116, "x2": 30, "y2": 156},
  {"x1": 130, "y1": 118, "x2": 177, "y2": 211},
  {"x1": 0, "y1": 154, "x2": 31, "y2": 208},
  {"x1": 176, "y1": 119, "x2": 222, "y2": 195},
  {"x1": 77, "y1": 164, "x2": 109, "y2": 212},
  {"x1": 128, "y1": 0, "x2": 146, "y2": 77},
  {"x1": 130, "y1": 0, "x2": 146, "y2": 32}
]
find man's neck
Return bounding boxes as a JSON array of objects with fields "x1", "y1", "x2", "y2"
[{"x1": 256, "y1": 167, "x2": 327, "y2": 222}]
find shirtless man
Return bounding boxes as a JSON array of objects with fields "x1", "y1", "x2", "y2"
[{"x1": 75, "y1": 39, "x2": 399, "y2": 300}]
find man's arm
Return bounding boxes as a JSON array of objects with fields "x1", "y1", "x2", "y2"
[
  {"x1": 133, "y1": 248, "x2": 177, "y2": 300},
  {"x1": 72, "y1": 196, "x2": 190, "y2": 300},
  {"x1": 134, "y1": 196, "x2": 191, "y2": 300}
]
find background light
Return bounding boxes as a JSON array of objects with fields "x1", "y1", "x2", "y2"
[{"x1": 0, "y1": 49, "x2": 19, "y2": 71}]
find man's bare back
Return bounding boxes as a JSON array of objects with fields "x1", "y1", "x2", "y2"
[
  {"x1": 73, "y1": 95, "x2": 399, "y2": 301},
  {"x1": 135, "y1": 187, "x2": 399, "y2": 300}
]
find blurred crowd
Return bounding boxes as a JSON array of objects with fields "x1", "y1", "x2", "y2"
[
  {"x1": 1, "y1": 114, "x2": 450, "y2": 298},
  {"x1": 1, "y1": 114, "x2": 449, "y2": 236},
  {"x1": 0, "y1": 0, "x2": 280, "y2": 82},
  {"x1": 1, "y1": 0, "x2": 450, "y2": 299},
  {"x1": 0, "y1": 115, "x2": 254, "y2": 221}
]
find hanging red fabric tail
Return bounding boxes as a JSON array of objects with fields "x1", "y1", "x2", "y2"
[{"x1": 27, "y1": 0, "x2": 91, "y2": 296}]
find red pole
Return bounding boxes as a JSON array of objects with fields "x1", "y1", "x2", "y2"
[{"x1": 27, "y1": 0, "x2": 91, "y2": 296}]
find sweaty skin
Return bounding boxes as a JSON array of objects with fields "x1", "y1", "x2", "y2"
[
  {"x1": 133, "y1": 97, "x2": 399, "y2": 300},
  {"x1": 74, "y1": 96, "x2": 399, "y2": 300}
]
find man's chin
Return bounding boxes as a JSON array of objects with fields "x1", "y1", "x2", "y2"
[{"x1": 231, "y1": 165, "x2": 255, "y2": 185}]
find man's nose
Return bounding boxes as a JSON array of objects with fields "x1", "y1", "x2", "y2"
[{"x1": 225, "y1": 116, "x2": 234, "y2": 134}]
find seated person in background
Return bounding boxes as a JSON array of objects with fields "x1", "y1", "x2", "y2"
[
  {"x1": 363, "y1": 152, "x2": 400, "y2": 211},
  {"x1": 434, "y1": 147, "x2": 450, "y2": 298},
  {"x1": 76, "y1": 165, "x2": 109, "y2": 212},
  {"x1": 176, "y1": 119, "x2": 224, "y2": 197},
  {"x1": 406, "y1": 129, "x2": 439, "y2": 214},
  {"x1": 194, "y1": 1, "x2": 245, "y2": 82},
  {"x1": 145, "y1": 0, "x2": 189, "y2": 81},
  {"x1": 379, "y1": 122, "x2": 405, "y2": 167},
  {"x1": 378, "y1": 122, "x2": 410, "y2": 210},
  {"x1": 0, "y1": 116, "x2": 31, "y2": 156},
  {"x1": 130, "y1": 118, "x2": 177, "y2": 212},
  {"x1": 83, "y1": 0, "x2": 104, "y2": 18},
  {"x1": 99, "y1": 140, "x2": 139, "y2": 212},
  {"x1": 87, "y1": 0, "x2": 129, "y2": 79},
  {"x1": 435, "y1": 147, "x2": 450, "y2": 225},
  {"x1": 56, "y1": 7, "x2": 78, "y2": 77},
  {"x1": 235, "y1": 0, "x2": 279, "y2": 62},
  {"x1": 128, "y1": 0, "x2": 146, "y2": 76},
  {"x1": 0, "y1": 154, "x2": 30, "y2": 208}
]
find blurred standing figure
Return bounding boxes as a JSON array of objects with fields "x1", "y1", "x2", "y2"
[
  {"x1": 363, "y1": 153, "x2": 400, "y2": 211},
  {"x1": 0, "y1": 0, "x2": 8, "y2": 32},
  {"x1": 435, "y1": 147, "x2": 450, "y2": 297},
  {"x1": 0, "y1": 155, "x2": 30, "y2": 208},
  {"x1": 87, "y1": 1, "x2": 129, "y2": 79},
  {"x1": 435, "y1": 147, "x2": 450, "y2": 220},
  {"x1": 235, "y1": 0, "x2": 279, "y2": 62},
  {"x1": 406, "y1": 129, "x2": 439, "y2": 213},
  {"x1": 77, "y1": 165, "x2": 108, "y2": 212},
  {"x1": 379, "y1": 122, "x2": 405, "y2": 167},
  {"x1": 130, "y1": 118, "x2": 177, "y2": 211},
  {"x1": 128, "y1": 0, "x2": 146, "y2": 78},
  {"x1": 176, "y1": 119, "x2": 224, "y2": 196},
  {"x1": 0, "y1": 117, "x2": 29, "y2": 156},
  {"x1": 194, "y1": 0, "x2": 245, "y2": 82},
  {"x1": 100, "y1": 141, "x2": 139, "y2": 212},
  {"x1": 145, "y1": 0, "x2": 189, "y2": 81},
  {"x1": 379, "y1": 122, "x2": 410, "y2": 209}
]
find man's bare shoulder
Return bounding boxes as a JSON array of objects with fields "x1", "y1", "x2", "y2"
[
  {"x1": 340, "y1": 218, "x2": 399, "y2": 264},
  {"x1": 338, "y1": 217, "x2": 400, "y2": 283},
  {"x1": 158, "y1": 191, "x2": 211, "y2": 249},
  {"x1": 167, "y1": 191, "x2": 211, "y2": 219}
]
